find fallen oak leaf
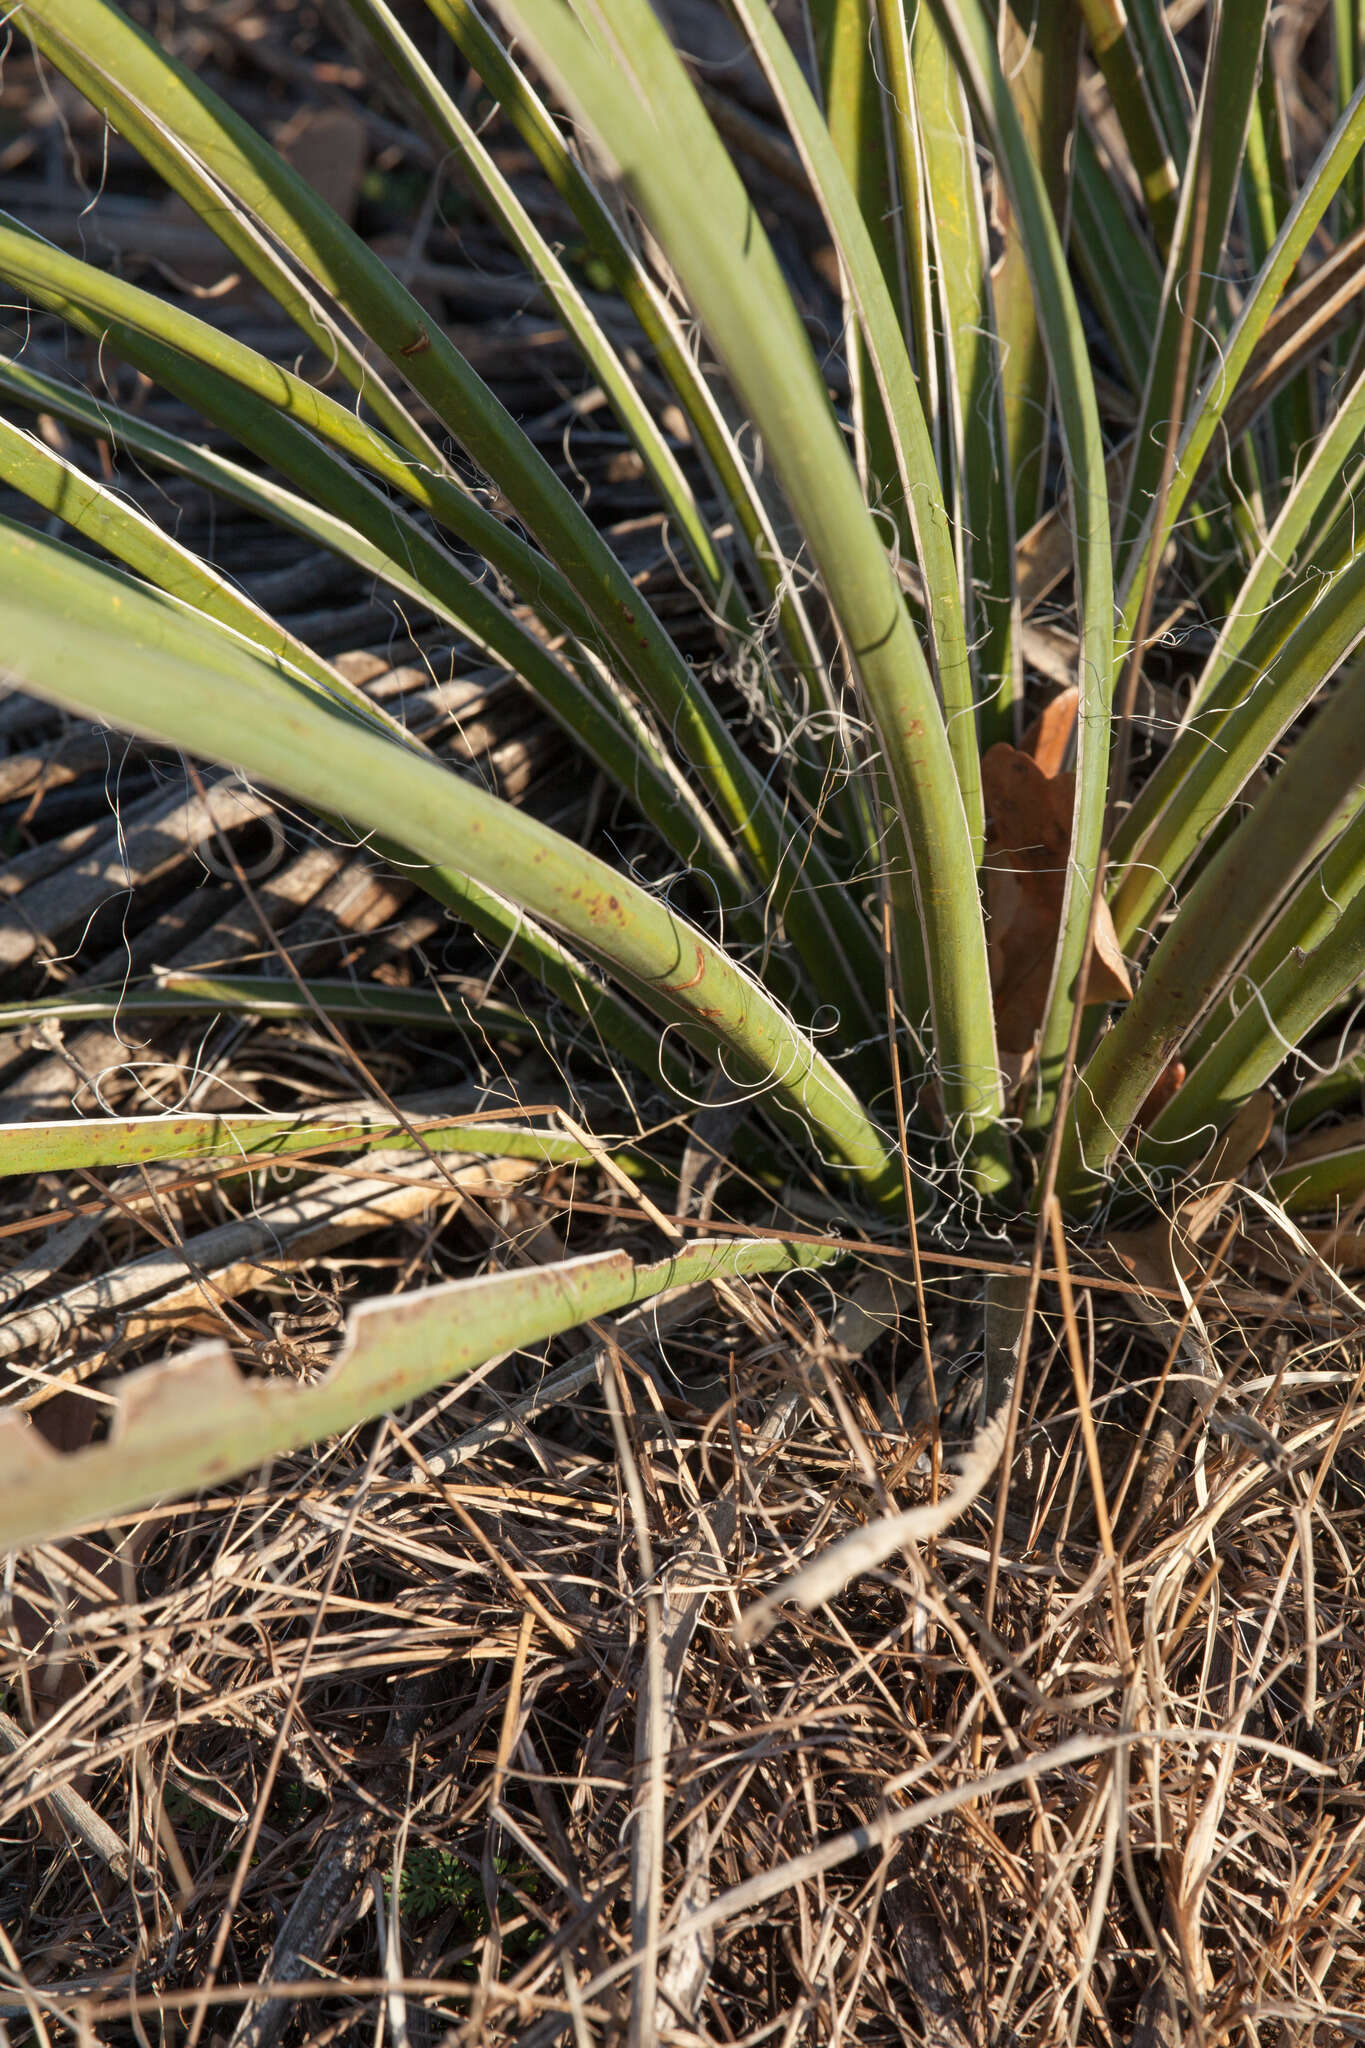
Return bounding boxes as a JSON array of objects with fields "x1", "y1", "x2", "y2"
[
  {"x1": 1136, "y1": 1058, "x2": 1186, "y2": 1129},
  {"x1": 1020, "y1": 682, "x2": 1079, "y2": 779},
  {"x1": 1087, "y1": 891, "x2": 1136, "y2": 1008},
  {"x1": 984, "y1": 688, "x2": 1133, "y2": 1054}
]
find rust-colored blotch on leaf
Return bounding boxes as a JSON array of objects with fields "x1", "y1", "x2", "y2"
[{"x1": 983, "y1": 688, "x2": 1132, "y2": 1055}]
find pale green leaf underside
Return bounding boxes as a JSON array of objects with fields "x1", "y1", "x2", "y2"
[
  {"x1": 0, "y1": 1110, "x2": 614, "y2": 1180},
  {"x1": 0, "y1": 1235, "x2": 839, "y2": 1553}
]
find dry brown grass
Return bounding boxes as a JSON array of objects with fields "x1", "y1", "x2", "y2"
[{"x1": 4, "y1": 1215, "x2": 1365, "y2": 2043}]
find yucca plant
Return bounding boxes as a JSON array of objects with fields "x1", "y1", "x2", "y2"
[{"x1": 1, "y1": 0, "x2": 1364, "y2": 1546}]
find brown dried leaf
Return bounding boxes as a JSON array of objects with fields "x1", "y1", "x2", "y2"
[
  {"x1": 983, "y1": 690, "x2": 1132, "y2": 1053},
  {"x1": 1180, "y1": 1090, "x2": 1276, "y2": 1240},
  {"x1": 276, "y1": 105, "x2": 370, "y2": 225},
  {"x1": 1089, "y1": 897, "x2": 1136, "y2": 1007},
  {"x1": 1136, "y1": 1059, "x2": 1187, "y2": 1129},
  {"x1": 1020, "y1": 684, "x2": 1079, "y2": 778}
]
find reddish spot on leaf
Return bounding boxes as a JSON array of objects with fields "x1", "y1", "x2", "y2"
[
  {"x1": 660, "y1": 945, "x2": 708, "y2": 995},
  {"x1": 984, "y1": 687, "x2": 1132, "y2": 1054}
]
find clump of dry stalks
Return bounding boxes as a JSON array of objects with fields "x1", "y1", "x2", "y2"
[{"x1": 3, "y1": 1093, "x2": 1364, "y2": 2043}]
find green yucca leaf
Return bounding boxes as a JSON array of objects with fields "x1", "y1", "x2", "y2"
[
  {"x1": 1119, "y1": 0, "x2": 1270, "y2": 571},
  {"x1": 1181, "y1": 361, "x2": 1365, "y2": 729},
  {"x1": 10, "y1": 0, "x2": 884, "y2": 1034},
  {"x1": 2, "y1": 957, "x2": 692, "y2": 1111},
  {"x1": 725, "y1": 0, "x2": 982, "y2": 857},
  {"x1": 875, "y1": 0, "x2": 941, "y2": 492},
  {"x1": 1108, "y1": 541, "x2": 1365, "y2": 956},
  {"x1": 1076, "y1": 0, "x2": 1180, "y2": 252},
  {"x1": 1124, "y1": 0, "x2": 1195, "y2": 165},
  {"x1": 1285, "y1": 1043, "x2": 1365, "y2": 1135},
  {"x1": 1333, "y1": 0, "x2": 1365, "y2": 231},
  {"x1": 1242, "y1": 53, "x2": 1315, "y2": 502},
  {"x1": 0, "y1": 412, "x2": 360, "y2": 709},
  {"x1": 911, "y1": 5, "x2": 1020, "y2": 747},
  {"x1": 1116, "y1": 77, "x2": 1365, "y2": 652},
  {"x1": 0, "y1": 342, "x2": 756, "y2": 941},
  {"x1": 413, "y1": 0, "x2": 837, "y2": 731},
  {"x1": 330, "y1": 0, "x2": 725, "y2": 610},
  {"x1": 1138, "y1": 806, "x2": 1365, "y2": 1173},
  {"x1": 0, "y1": 1233, "x2": 840, "y2": 1553},
  {"x1": 11, "y1": 0, "x2": 703, "y2": 699},
  {"x1": 0, "y1": 977, "x2": 546, "y2": 1045},
  {"x1": 0, "y1": 363, "x2": 696, "y2": 1082},
  {"x1": 809, "y1": 0, "x2": 911, "y2": 522},
  {"x1": 0, "y1": 223, "x2": 899, "y2": 1035},
  {"x1": 0, "y1": 519, "x2": 906, "y2": 1211},
  {"x1": 1269, "y1": 1135, "x2": 1365, "y2": 1216},
  {"x1": 1070, "y1": 123, "x2": 1164, "y2": 393},
  {"x1": 1060, "y1": 663, "x2": 1365, "y2": 1201},
  {"x1": 0, "y1": 1110, "x2": 609, "y2": 1180},
  {"x1": 0, "y1": 216, "x2": 614, "y2": 652},
  {"x1": 492, "y1": 0, "x2": 1010, "y2": 1192},
  {"x1": 991, "y1": 2, "x2": 1083, "y2": 539},
  {"x1": 15, "y1": 1, "x2": 443, "y2": 475},
  {"x1": 930, "y1": 0, "x2": 1114, "y2": 1123}
]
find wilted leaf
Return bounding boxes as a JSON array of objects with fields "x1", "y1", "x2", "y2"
[{"x1": 984, "y1": 688, "x2": 1133, "y2": 1053}]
